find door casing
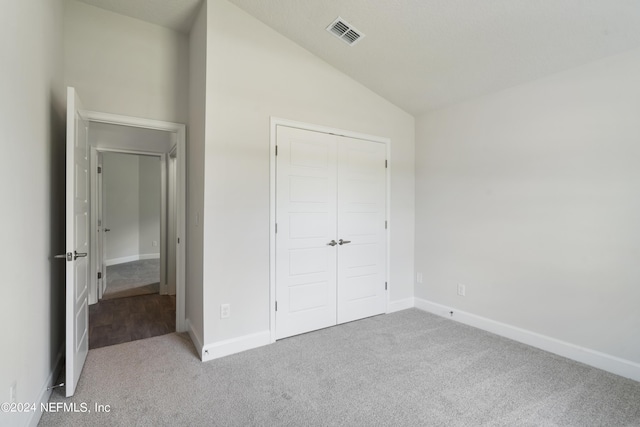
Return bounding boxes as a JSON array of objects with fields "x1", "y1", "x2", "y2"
[{"x1": 269, "y1": 117, "x2": 391, "y2": 343}]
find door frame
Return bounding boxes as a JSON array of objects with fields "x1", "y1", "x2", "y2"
[
  {"x1": 269, "y1": 117, "x2": 391, "y2": 343},
  {"x1": 91, "y1": 149, "x2": 169, "y2": 298},
  {"x1": 86, "y1": 111, "x2": 187, "y2": 332}
]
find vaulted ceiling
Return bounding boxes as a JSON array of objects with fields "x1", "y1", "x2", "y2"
[
  {"x1": 76, "y1": 0, "x2": 202, "y2": 33},
  {"x1": 77, "y1": 0, "x2": 640, "y2": 115}
]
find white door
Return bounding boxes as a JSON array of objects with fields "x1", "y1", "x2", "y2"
[
  {"x1": 275, "y1": 126, "x2": 338, "y2": 339},
  {"x1": 275, "y1": 126, "x2": 387, "y2": 340},
  {"x1": 65, "y1": 87, "x2": 90, "y2": 397},
  {"x1": 336, "y1": 136, "x2": 387, "y2": 323}
]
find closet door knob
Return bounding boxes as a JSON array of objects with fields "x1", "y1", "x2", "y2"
[
  {"x1": 327, "y1": 240, "x2": 337, "y2": 246},
  {"x1": 338, "y1": 239, "x2": 351, "y2": 245}
]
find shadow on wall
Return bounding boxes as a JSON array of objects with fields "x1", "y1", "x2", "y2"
[{"x1": 48, "y1": 89, "x2": 66, "y2": 372}]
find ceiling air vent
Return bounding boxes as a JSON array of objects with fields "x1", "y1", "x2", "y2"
[{"x1": 326, "y1": 17, "x2": 365, "y2": 46}]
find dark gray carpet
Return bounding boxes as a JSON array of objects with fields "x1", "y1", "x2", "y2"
[
  {"x1": 103, "y1": 259, "x2": 159, "y2": 299},
  {"x1": 39, "y1": 309, "x2": 640, "y2": 426}
]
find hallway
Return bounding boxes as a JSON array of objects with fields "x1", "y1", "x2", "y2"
[{"x1": 88, "y1": 294, "x2": 175, "y2": 349}]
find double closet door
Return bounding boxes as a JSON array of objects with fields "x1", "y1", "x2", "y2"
[{"x1": 275, "y1": 125, "x2": 387, "y2": 340}]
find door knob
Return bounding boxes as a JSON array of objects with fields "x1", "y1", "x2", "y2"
[
  {"x1": 327, "y1": 240, "x2": 337, "y2": 246},
  {"x1": 338, "y1": 239, "x2": 351, "y2": 245},
  {"x1": 53, "y1": 251, "x2": 86, "y2": 261},
  {"x1": 104, "y1": 228, "x2": 111, "y2": 232},
  {"x1": 54, "y1": 252, "x2": 72, "y2": 261}
]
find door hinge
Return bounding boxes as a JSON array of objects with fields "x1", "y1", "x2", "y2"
[
  {"x1": 177, "y1": 237, "x2": 180, "y2": 244},
  {"x1": 385, "y1": 282, "x2": 388, "y2": 290},
  {"x1": 275, "y1": 223, "x2": 278, "y2": 233},
  {"x1": 275, "y1": 145, "x2": 278, "y2": 156},
  {"x1": 385, "y1": 159, "x2": 388, "y2": 168},
  {"x1": 275, "y1": 301, "x2": 278, "y2": 311},
  {"x1": 97, "y1": 166, "x2": 102, "y2": 173},
  {"x1": 385, "y1": 220, "x2": 388, "y2": 229},
  {"x1": 97, "y1": 272, "x2": 102, "y2": 279}
]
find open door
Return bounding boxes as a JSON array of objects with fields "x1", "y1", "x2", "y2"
[{"x1": 65, "y1": 87, "x2": 90, "y2": 397}]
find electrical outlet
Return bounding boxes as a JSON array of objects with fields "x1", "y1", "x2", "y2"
[
  {"x1": 457, "y1": 284, "x2": 466, "y2": 297},
  {"x1": 10, "y1": 381, "x2": 16, "y2": 403},
  {"x1": 152, "y1": 240, "x2": 158, "y2": 247},
  {"x1": 220, "y1": 304, "x2": 231, "y2": 319},
  {"x1": 416, "y1": 272, "x2": 423, "y2": 284}
]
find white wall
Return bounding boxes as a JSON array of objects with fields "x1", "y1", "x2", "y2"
[
  {"x1": 415, "y1": 48, "x2": 640, "y2": 365},
  {"x1": 63, "y1": 0, "x2": 189, "y2": 124},
  {"x1": 103, "y1": 153, "x2": 140, "y2": 262},
  {"x1": 186, "y1": 1, "x2": 207, "y2": 347},
  {"x1": 103, "y1": 153, "x2": 160, "y2": 264},
  {"x1": 139, "y1": 156, "x2": 161, "y2": 256},
  {"x1": 0, "y1": 0, "x2": 65, "y2": 426},
  {"x1": 201, "y1": 0, "x2": 415, "y2": 347}
]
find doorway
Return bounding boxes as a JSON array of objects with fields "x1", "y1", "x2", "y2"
[
  {"x1": 101, "y1": 152, "x2": 161, "y2": 300},
  {"x1": 86, "y1": 113, "x2": 186, "y2": 348},
  {"x1": 89, "y1": 150, "x2": 174, "y2": 348}
]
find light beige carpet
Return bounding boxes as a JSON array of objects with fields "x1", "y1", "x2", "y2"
[{"x1": 40, "y1": 309, "x2": 640, "y2": 426}]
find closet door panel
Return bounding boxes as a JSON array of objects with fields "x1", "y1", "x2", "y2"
[
  {"x1": 275, "y1": 126, "x2": 338, "y2": 339},
  {"x1": 337, "y1": 137, "x2": 387, "y2": 324}
]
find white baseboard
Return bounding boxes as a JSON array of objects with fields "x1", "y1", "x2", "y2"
[
  {"x1": 27, "y1": 345, "x2": 64, "y2": 427},
  {"x1": 414, "y1": 298, "x2": 640, "y2": 383},
  {"x1": 202, "y1": 331, "x2": 271, "y2": 362},
  {"x1": 387, "y1": 297, "x2": 415, "y2": 313},
  {"x1": 186, "y1": 318, "x2": 205, "y2": 360},
  {"x1": 105, "y1": 253, "x2": 160, "y2": 266}
]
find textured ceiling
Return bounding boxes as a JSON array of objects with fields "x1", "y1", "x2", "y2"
[
  {"x1": 227, "y1": 0, "x2": 640, "y2": 114},
  {"x1": 76, "y1": 0, "x2": 640, "y2": 115},
  {"x1": 76, "y1": 0, "x2": 202, "y2": 33}
]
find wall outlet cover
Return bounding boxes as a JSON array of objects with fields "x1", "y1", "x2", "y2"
[
  {"x1": 457, "y1": 284, "x2": 466, "y2": 297},
  {"x1": 220, "y1": 304, "x2": 231, "y2": 319}
]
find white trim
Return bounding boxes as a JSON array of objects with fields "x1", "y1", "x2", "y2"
[
  {"x1": 271, "y1": 117, "x2": 390, "y2": 144},
  {"x1": 269, "y1": 120, "x2": 277, "y2": 343},
  {"x1": 85, "y1": 111, "x2": 183, "y2": 132},
  {"x1": 202, "y1": 331, "x2": 271, "y2": 362},
  {"x1": 269, "y1": 117, "x2": 391, "y2": 343},
  {"x1": 27, "y1": 345, "x2": 64, "y2": 427},
  {"x1": 414, "y1": 298, "x2": 640, "y2": 383},
  {"x1": 96, "y1": 147, "x2": 164, "y2": 157},
  {"x1": 387, "y1": 297, "x2": 415, "y2": 313},
  {"x1": 159, "y1": 153, "x2": 168, "y2": 295},
  {"x1": 175, "y1": 123, "x2": 187, "y2": 332},
  {"x1": 84, "y1": 110, "x2": 187, "y2": 332},
  {"x1": 105, "y1": 253, "x2": 160, "y2": 266},
  {"x1": 187, "y1": 318, "x2": 205, "y2": 360},
  {"x1": 385, "y1": 135, "x2": 391, "y2": 311}
]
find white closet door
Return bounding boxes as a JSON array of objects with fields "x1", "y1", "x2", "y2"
[
  {"x1": 275, "y1": 126, "x2": 338, "y2": 339},
  {"x1": 336, "y1": 136, "x2": 387, "y2": 323}
]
